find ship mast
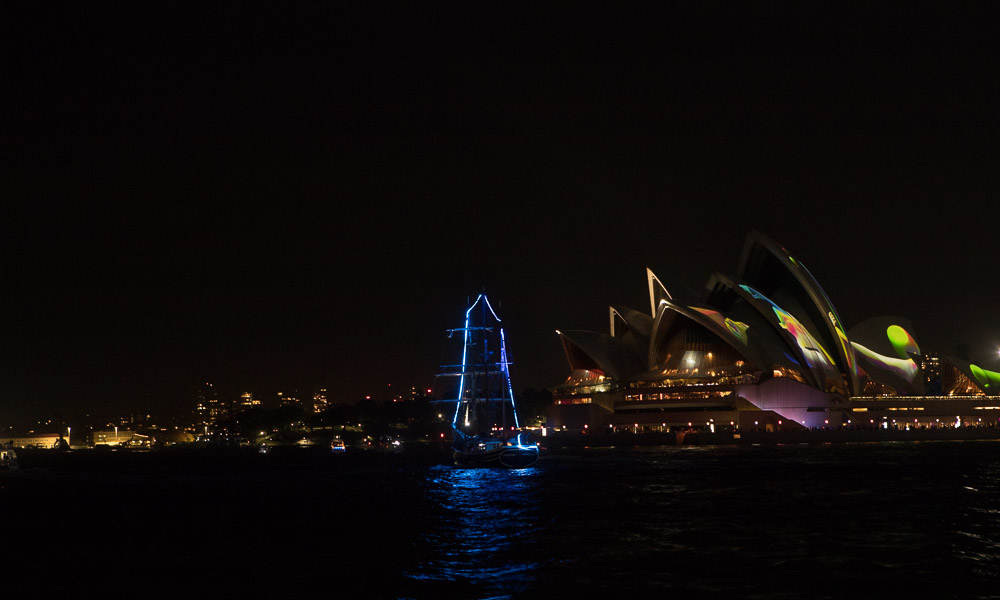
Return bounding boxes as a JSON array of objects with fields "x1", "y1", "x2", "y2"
[{"x1": 436, "y1": 293, "x2": 521, "y2": 435}]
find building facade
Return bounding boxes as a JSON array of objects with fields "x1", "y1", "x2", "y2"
[
  {"x1": 194, "y1": 381, "x2": 226, "y2": 425},
  {"x1": 277, "y1": 391, "x2": 301, "y2": 407},
  {"x1": 237, "y1": 392, "x2": 261, "y2": 412},
  {"x1": 0, "y1": 433, "x2": 66, "y2": 449},
  {"x1": 550, "y1": 232, "x2": 1000, "y2": 432},
  {"x1": 91, "y1": 429, "x2": 137, "y2": 446},
  {"x1": 312, "y1": 388, "x2": 329, "y2": 414}
]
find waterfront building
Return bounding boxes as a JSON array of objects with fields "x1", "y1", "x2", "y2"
[
  {"x1": 0, "y1": 433, "x2": 67, "y2": 449},
  {"x1": 550, "y1": 231, "x2": 1000, "y2": 432},
  {"x1": 91, "y1": 429, "x2": 136, "y2": 446}
]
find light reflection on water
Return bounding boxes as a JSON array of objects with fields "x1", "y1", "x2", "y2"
[
  {"x1": 406, "y1": 465, "x2": 541, "y2": 595},
  {"x1": 22, "y1": 444, "x2": 1000, "y2": 597},
  {"x1": 400, "y1": 443, "x2": 1000, "y2": 598}
]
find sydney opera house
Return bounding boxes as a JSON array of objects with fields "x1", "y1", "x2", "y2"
[{"x1": 550, "y1": 232, "x2": 1000, "y2": 432}]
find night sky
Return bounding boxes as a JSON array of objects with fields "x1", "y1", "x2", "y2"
[{"x1": 2, "y1": 6, "x2": 998, "y2": 422}]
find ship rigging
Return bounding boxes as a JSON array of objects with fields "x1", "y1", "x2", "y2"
[{"x1": 434, "y1": 293, "x2": 538, "y2": 468}]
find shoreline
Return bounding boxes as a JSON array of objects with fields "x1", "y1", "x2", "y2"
[
  {"x1": 540, "y1": 427, "x2": 1000, "y2": 448},
  {"x1": 6, "y1": 428, "x2": 1000, "y2": 474}
]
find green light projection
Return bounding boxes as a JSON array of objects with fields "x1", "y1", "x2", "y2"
[
  {"x1": 886, "y1": 325, "x2": 920, "y2": 359},
  {"x1": 970, "y1": 364, "x2": 1000, "y2": 390}
]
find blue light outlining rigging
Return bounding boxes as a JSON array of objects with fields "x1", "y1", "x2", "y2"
[
  {"x1": 451, "y1": 294, "x2": 533, "y2": 448},
  {"x1": 451, "y1": 294, "x2": 483, "y2": 425},
  {"x1": 482, "y1": 295, "x2": 502, "y2": 322},
  {"x1": 500, "y1": 326, "x2": 520, "y2": 428},
  {"x1": 445, "y1": 293, "x2": 539, "y2": 464}
]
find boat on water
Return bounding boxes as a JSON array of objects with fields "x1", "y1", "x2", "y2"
[
  {"x1": 453, "y1": 430, "x2": 540, "y2": 468},
  {"x1": 436, "y1": 293, "x2": 539, "y2": 468}
]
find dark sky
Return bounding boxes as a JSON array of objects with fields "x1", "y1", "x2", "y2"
[{"x1": 2, "y1": 6, "x2": 999, "y2": 422}]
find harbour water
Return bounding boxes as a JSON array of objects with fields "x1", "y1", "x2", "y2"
[{"x1": 5, "y1": 442, "x2": 1000, "y2": 597}]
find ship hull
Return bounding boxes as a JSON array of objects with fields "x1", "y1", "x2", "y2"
[{"x1": 453, "y1": 445, "x2": 539, "y2": 469}]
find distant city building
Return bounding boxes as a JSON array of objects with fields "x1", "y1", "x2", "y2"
[
  {"x1": 920, "y1": 354, "x2": 943, "y2": 394},
  {"x1": 312, "y1": 388, "x2": 329, "y2": 414},
  {"x1": 238, "y1": 392, "x2": 262, "y2": 412},
  {"x1": 194, "y1": 382, "x2": 226, "y2": 424},
  {"x1": 277, "y1": 391, "x2": 302, "y2": 407}
]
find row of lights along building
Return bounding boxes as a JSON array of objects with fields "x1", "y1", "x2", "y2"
[
  {"x1": 548, "y1": 232, "x2": 1000, "y2": 433},
  {"x1": 3, "y1": 383, "x2": 433, "y2": 450},
  {"x1": 2, "y1": 412, "x2": 186, "y2": 450},
  {"x1": 2, "y1": 426, "x2": 160, "y2": 449}
]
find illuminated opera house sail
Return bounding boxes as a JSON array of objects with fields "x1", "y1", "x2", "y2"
[{"x1": 550, "y1": 232, "x2": 1000, "y2": 432}]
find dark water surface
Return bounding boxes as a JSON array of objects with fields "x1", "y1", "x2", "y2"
[{"x1": 6, "y1": 442, "x2": 1000, "y2": 597}]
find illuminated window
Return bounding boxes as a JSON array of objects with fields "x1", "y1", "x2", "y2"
[{"x1": 555, "y1": 397, "x2": 592, "y2": 405}]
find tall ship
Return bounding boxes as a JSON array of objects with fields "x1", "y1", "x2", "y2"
[{"x1": 435, "y1": 293, "x2": 539, "y2": 468}]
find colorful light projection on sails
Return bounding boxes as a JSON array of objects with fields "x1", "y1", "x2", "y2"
[
  {"x1": 738, "y1": 284, "x2": 838, "y2": 375},
  {"x1": 850, "y1": 341, "x2": 920, "y2": 382},
  {"x1": 689, "y1": 306, "x2": 750, "y2": 345},
  {"x1": 792, "y1": 253, "x2": 855, "y2": 369},
  {"x1": 969, "y1": 364, "x2": 1000, "y2": 390},
  {"x1": 829, "y1": 311, "x2": 855, "y2": 374},
  {"x1": 887, "y1": 325, "x2": 920, "y2": 359},
  {"x1": 782, "y1": 248, "x2": 859, "y2": 390}
]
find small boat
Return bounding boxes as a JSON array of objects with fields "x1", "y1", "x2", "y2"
[
  {"x1": 437, "y1": 293, "x2": 539, "y2": 468},
  {"x1": 330, "y1": 438, "x2": 347, "y2": 453}
]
